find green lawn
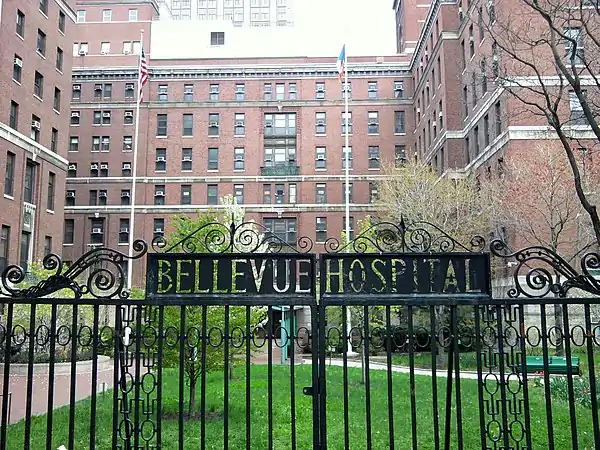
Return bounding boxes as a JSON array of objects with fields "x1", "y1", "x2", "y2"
[{"x1": 7, "y1": 364, "x2": 598, "y2": 449}]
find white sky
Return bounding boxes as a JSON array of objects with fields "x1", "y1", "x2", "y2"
[
  {"x1": 152, "y1": 0, "x2": 398, "y2": 59},
  {"x1": 292, "y1": 0, "x2": 398, "y2": 56}
]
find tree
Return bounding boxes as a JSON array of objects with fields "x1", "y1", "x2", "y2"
[
  {"x1": 473, "y1": 0, "x2": 600, "y2": 245},
  {"x1": 161, "y1": 196, "x2": 267, "y2": 415},
  {"x1": 485, "y1": 142, "x2": 598, "y2": 353},
  {"x1": 489, "y1": 142, "x2": 596, "y2": 261},
  {"x1": 376, "y1": 158, "x2": 493, "y2": 242},
  {"x1": 375, "y1": 158, "x2": 494, "y2": 366}
]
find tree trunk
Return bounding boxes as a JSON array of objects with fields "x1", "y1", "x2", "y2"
[
  {"x1": 553, "y1": 304, "x2": 564, "y2": 357},
  {"x1": 188, "y1": 378, "x2": 196, "y2": 416}
]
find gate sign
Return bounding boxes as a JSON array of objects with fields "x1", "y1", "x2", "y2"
[
  {"x1": 146, "y1": 253, "x2": 315, "y2": 296},
  {"x1": 320, "y1": 253, "x2": 490, "y2": 296}
]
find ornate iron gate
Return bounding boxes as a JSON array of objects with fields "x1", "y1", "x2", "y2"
[{"x1": 1, "y1": 219, "x2": 599, "y2": 449}]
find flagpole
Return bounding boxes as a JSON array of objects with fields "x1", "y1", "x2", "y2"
[
  {"x1": 343, "y1": 48, "x2": 350, "y2": 241},
  {"x1": 127, "y1": 30, "x2": 143, "y2": 290},
  {"x1": 343, "y1": 46, "x2": 355, "y2": 355}
]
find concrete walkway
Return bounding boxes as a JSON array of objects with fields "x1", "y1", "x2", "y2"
[{"x1": 308, "y1": 358, "x2": 483, "y2": 380}]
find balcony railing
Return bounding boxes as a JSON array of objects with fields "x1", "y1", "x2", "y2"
[{"x1": 261, "y1": 164, "x2": 300, "y2": 176}]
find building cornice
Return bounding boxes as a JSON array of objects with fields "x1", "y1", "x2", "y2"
[
  {"x1": 0, "y1": 123, "x2": 69, "y2": 171},
  {"x1": 64, "y1": 204, "x2": 376, "y2": 214},
  {"x1": 66, "y1": 174, "x2": 391, "y2": 184},
  {"x1": 55, "y1": 0, "x2": 77, "y2": 22},
  {"x1": 72, "y1": 62, "x2": 412, "y2": 82},
  {"x1": 75, "y1": 0, "x2": 160, "y2": 14},
  {"x1": 69, "y1": 98, "x2": 412, "y2": 109}
]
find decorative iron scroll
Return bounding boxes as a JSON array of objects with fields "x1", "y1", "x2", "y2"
[
  {"x1": 324, "y1": 217, "x2": 486, "y2": 254},
  {"x1": 151, "y1": 218, "x2": 314, "y2": 254},
  {"x1": 0, "y1": 239, "x2": 148, "y2": 300},
  {"x1": 490, "y1": 239, "x2": 600, "y2": 298}
]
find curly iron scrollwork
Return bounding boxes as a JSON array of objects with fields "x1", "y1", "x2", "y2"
[
  {"x1": 0, "y1": 239, "x2": 148, "y2": 300},
  {"x1": 490, "y1": 239, "x2": 600, "y2": 298},
  {"x1": 324, "y1": 217, "x2": 486, "y2": 254},
  {"x1": 152, "y1": 217, "x2": 314, "y2": 254}
]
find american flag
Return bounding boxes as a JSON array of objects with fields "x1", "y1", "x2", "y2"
[{"x1": 138, "y1": 49, "x2": 149, "y2": 104}]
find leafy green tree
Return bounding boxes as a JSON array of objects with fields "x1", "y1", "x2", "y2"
[{"x1": 161, "y1": 196, "x2": 267, "y2": 415}]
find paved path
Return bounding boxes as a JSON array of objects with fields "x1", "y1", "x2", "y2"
[{"x1": 308, "y1": 358, "x2": 482, "y2": 379}]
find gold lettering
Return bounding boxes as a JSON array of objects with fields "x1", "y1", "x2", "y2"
[
  {"x1": 349, "y1": 259, "x2": 366, "y2": 293},
  {"x1": 231, "y1": 259, "x2": 247, "y2": 293},
  {"x1": 156, "y1": 259, "x2": 173, "y2": 294},
  {"x1": 371, "y1": 259, "x2": 386, "y2": 293},
  {"x1": 390, "y1": 258, "x2": 406, "y2": 293},
  {"x1": 212, "y1": 259, "x2": 229, "y2": 293},
  {"x1": 176, "y1": 259, "x2": 192, "y2": 294},
  {"x1": 296, "y1": 259, "x2": 312, "y2": 293},
  {"x1": 250, "y1": 259, "x2": 267, "y2": 292},
  {"x1": 273, "y1": 259, "x2": 292, "y2": 293},
  {"x1": 325, "y1": 259, "x2": 344, "y2": 294},
  {"x1": 444, "y1": 259, "x2": 457, "y2": 293},
  {"x1": 194, "y1": 259, "x2": 210, "y2": 293}
]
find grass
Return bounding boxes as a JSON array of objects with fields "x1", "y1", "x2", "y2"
[
  {"x1": 369, "y1": 347, "x2": 600, "y2": 374},
  {"x1": 7, "y1": 364, "x2": 599, "y2": 449}
]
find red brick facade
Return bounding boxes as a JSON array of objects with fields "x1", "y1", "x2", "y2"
[{"x1": 0, "y1": 0, "x2": 76, "y2": 272}]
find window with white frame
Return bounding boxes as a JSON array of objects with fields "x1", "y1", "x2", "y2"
[
  {"x1": 234, "y1": 113, "x2": 245, "y2": 136},
  {"x1": 182, "y1": 148, "x2": 193, "y2": 171},
  {"x1": 234, "y1": 147, "x2": 245, "y2": 171},
  {"x1": 342, "y1": 112, "x2": 352, "y2": 134},
  {"x1": 316, "y1": 217, "x2": 327, "y2": 243},
  {"x1": 103, "y1": 9, "x2": 112, "y2": 21},
  {"x1": 342, "y1": 146, "x2": 353, "y2": 169},
  {"x1": 316, "y1": 112, "x2": 326, "y2": 135},
  {"x1": 368, "y1": 111, "x2": 379, "y2": 134},
  {"x1": 368, "y1": 146, "x2": 380, "y2": 169},
  {"x1": 315, "y1": 147, "x2": 326, "y2": 170},
  {"x1": 368, "y1": 81, "x2": 378, "y2": 99}
]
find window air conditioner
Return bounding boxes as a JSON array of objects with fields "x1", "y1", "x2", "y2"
[
  {"x1": 79, "y1": 49, "x2": 88, "y2": 56},
  {"x1": 236, "y1": 121, "x2": 245, "y2": 127},
  {"x1": 71, "y1": 112, "x2": 80, "y2": 118},
  {"x1": 469, "y1": 36, "x2": 474, "y2": 42},
  {"x1": 316, "y1": 120, "x2": 325, "y2": 126},
  {"x1": 31, "y1": 121, "x2": 41, "y2": 130},
  {"x1": 120, "y1": 228, "x2": 129, "y2": 233},
  {"x1": 156, "y1": 191, "x2": 164, "y2": 196},
  {"x1": 123, "y1": 163, "x2": 131, "y2": 170},
  {"x1": 209, "y1": 121, "x2": 219, "y2": 127},
  {"x1": 14, "y1": 58, "x2": 23, "y2": 67},
  {"x1": 156, "y1": 157, "x2": 166, "y2": 162},
  {"x1": 99, "y1": 192, "x2": 107, "y2": 197},
  {"x1": 92, "y1": 228, "x2": 102, "y2": 234},
  {"x1": 102, "y1": 112, "x2": 110, "y2": 118},
  {"x1": 124, "y1": 111, "x2": 133, "y2": 117},
  {"x1": 417, "y1": 108, "x2": 421, "y2": 114},
  {"x1": 73, "y1": 85, "x2": 81, "y2": 91},
  {"x1": 66, "y1": 192, "x2": 75, "y2": 198},
  {"x1": 439, "y1": 111, "x2": 443, "y2": 117},
  {"x1": 183, "y1": 156, "x2": 192, "y2": 161},
  {"x1": 121, "y1": 192, "x2": 130, "y2": 197},
  {"x1": 90, "y1": 163, "x2": 98, "y2": 170},
  {"x1": 100, "y1": 50, "x2": 108, "y2": 55},
  {"x1": 155, "y1": 228, "x2": 163, "y2": 233}
]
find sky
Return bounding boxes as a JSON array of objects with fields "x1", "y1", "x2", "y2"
[
  {"x1": 152, "y1": 0, "x2": 398, "y2": 59},
  {"x1": 292, "y1": 0, "x2": 397, "y2": 56}
]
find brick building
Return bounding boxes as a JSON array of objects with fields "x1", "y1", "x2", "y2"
[
  {"x1": 0, "y1": 0, "x2": 76, "y2": 273},
  {"x1": 61, "y1": 0, "x2": 411, "y2": 281},
  {"x1": 396, "y1": 0, "x2": 599, "y2": 251}
]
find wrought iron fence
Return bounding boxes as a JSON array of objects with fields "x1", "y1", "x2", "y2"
[{"x1": 1, "y1": 218, "x2": 600, "y2": 449}]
